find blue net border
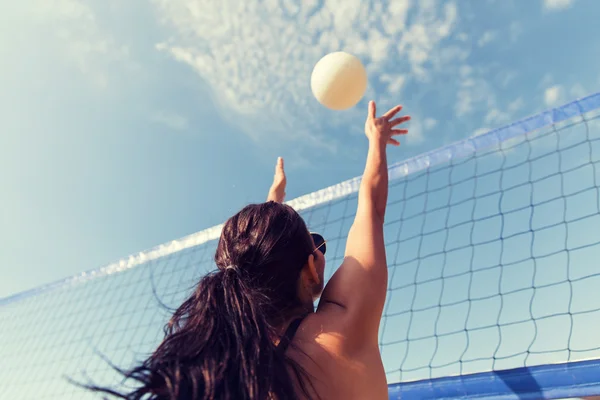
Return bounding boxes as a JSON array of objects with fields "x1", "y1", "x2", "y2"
[{"x1": 389, "y1": 358, "x2": 600, "y2": 399}]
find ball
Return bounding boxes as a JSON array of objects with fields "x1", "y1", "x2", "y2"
[{"x1": 310, "y1": 52, "x2": 368, "y2": 111}]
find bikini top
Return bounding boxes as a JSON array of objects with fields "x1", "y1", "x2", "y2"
[{"x1": 277, "y1": 317, "x2": 304, "y2": 353}]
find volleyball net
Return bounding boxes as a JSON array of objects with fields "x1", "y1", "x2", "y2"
[{"x1": 2, "y1": 93, "x2": 600, "y2": 399}]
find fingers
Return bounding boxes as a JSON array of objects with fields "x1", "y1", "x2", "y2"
[
  {"x1": 368, "y1": 101, "x2": 376, "y2": 119},
  {"x1": 390, "y1": 115, "x2": 411, "y2": 127},
  {"x1": 383, "y1": 105, "x2": 403, "y2": 120},
  {"x1": 388, "y1": 138, "x2": 401, "y2": 146},
  {"x1": 391, "y1": 129, "x2": 408, "y2": 135},
  {"x1": 275, "y1": 157, "x2": 285, "y2": 173}
]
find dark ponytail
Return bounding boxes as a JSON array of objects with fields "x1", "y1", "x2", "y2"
[{"x1": 82, "y1": 202, "x2": 316, "y2": 399}]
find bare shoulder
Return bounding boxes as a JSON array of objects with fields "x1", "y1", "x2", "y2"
[
  {"x1": 289, "y1": 311, "x2": 388, "y2": 400},
  {"x1": 291, "y1": 306, "x2": 377, "y2": 373},
  {"x1": 294, "y1": 288, "x2": 377, "y2": 354},
  {"x1": 294, "y1": 308, "x2": 348, "y2": 355}
]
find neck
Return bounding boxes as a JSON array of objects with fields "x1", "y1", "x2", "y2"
[{"x1": 274, "y1": 307, "x2": 310, "y2": 336}]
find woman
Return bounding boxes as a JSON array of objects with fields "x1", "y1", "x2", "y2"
[{"x1": 88, "y1": 101, "x2": 409, "y2": 399}]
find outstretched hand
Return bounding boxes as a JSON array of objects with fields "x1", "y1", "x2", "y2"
[
  {"x1": 364, "y1": 101, "x2": 410, "y2": 147},
  {"x1": 267, "y1": 157, "x2": 287, "y2": 203}
]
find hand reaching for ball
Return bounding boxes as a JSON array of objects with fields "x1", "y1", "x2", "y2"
[{"x1": 364, "y1": 101, "x2": 410, "y2": 147}]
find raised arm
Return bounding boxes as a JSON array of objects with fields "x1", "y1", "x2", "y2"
[
  {"x1": 267, "y1": 157, "x2": 286, "y2": 203},
  {"x1": 318, "y1": 101, "x2": 410, "y2": 346}
]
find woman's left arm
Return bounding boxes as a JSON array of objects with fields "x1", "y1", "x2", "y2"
[{"x1": 266, "y1": 157, "x2": 286, "y2": 203}]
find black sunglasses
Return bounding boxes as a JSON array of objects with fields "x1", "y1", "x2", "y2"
[{"x1": 310, "y1": 233, "x2": 327, "y2": 255}]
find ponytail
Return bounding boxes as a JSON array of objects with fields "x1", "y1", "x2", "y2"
[
  {"x1": 81, "y1": 269, "x2": 307, "y2": 399},
  {"x1": 80, "y1": 202, "x2": 317, "y2": 399}
]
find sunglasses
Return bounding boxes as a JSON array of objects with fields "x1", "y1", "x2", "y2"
[{"x1": 310, "y1": 233, "x2": 327, "y2": 255}]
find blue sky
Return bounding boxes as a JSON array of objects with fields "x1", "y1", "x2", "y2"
[{"x1": 2, "y1": 0, "x2": 600, "y2": 300}]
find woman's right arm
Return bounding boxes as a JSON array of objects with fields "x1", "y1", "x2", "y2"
[{"x1": 318, "y1": 101, "x2": 410, "y2": 346}]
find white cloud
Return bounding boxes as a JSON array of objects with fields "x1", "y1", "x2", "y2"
[
  {"x1": 455, "y1": 65, "x2": 496, "y2": 118},
  {"x1": 543, "y1": 0, "x2": 575, "y2": 11},
  {"x1": 474, "y1": 96, "x2": 526, "y2": 137},
  {"x1": 381, "y1": 0, "x2": 411, "y2": 35},
  {"x1": 544, "y1": 85, "x2": 562, "y2": 106},
  {"x1": 484, "y1": 108, "x2": 510, "y2": 125},
  {"x1": 435, "y1": 45, "x2": 470, "y2": 67},
  {"x1": 507, "y1": 97, "x2": 525, "y2": 114},
  {"x1": 405, "y1": 117, "x2": 425, "y2": 145},
  {"x1": 456, "y1": 32, "x2": 469, "y2": 42},
  {"x1": 424, "y1": 118, "x2": 438, "y2": 130},
  {"x1": 483, "y1": 97, "x2": 525, "y2": 129},
  {"x1": 456, "y1": 65, "x2": 526, "y2": 142},
  {"x1": 30, "y1": 0, "x2": 137, "y2": 88},
  {"x1": 380, "y1": 74, "x2": 406, "y2": 95},
  {"x1": 499, "y1": 71, "x2": 519, "y2": 88},
  {"x1": 397, "y1": 2, "x2": 458, "y2": 80},
  {"x1": 151, "y1": 111, "x2": 189, "y2": 131},
  {"x1": 509, "y1": 22, "x2": 523, "y2": 43},
  {"x1": 569, "y1": 83, "x2": 587, "y2": 99},
  {"x1": 151, "y1": 0, "x2": 463, "y2": 148},
  {"x1": 477, "y1": 30, "x2": 496, "y2": 47},
  {"x1": 368, "y1": 29, "x2": 392, "y2": 64}
]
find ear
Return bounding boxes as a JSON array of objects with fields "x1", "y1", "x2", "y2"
[{"x1": 304, "y1": 253, "x2": 321, "y2": 286}]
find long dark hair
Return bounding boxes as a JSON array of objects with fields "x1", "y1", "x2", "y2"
[{"x1": 81, "y1": 202, "x2": 317, "y2": 399}]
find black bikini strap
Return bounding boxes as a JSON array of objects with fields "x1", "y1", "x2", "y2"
[{"x1": 277, "y1": 318, "x2": 303, "y2": 353}]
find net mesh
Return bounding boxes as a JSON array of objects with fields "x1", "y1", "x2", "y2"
[{"x1": 2, "y1": 100, "x2": 600, "y2": 399}]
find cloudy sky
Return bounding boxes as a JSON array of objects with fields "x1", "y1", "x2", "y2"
[{"x1": 1, "y1": 0, "x2": 599, "y2": 298}]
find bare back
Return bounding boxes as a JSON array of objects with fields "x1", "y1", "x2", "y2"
[{"x1": 286, "y1": 309, "x2": 389, "y2": 400}]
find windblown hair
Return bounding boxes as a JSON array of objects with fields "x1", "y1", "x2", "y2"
[{"x1": 82, "y1": 202, "x2": 316, "y2": 399}]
